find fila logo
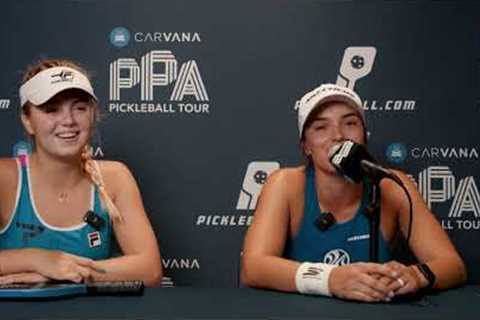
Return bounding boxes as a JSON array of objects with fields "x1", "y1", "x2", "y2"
[
  {"x1": 88, "y1": 231, "x2": 102, "y2": 248},
  {"x1": 51, "y1": 70, "x2": 74, "y2": 84}
]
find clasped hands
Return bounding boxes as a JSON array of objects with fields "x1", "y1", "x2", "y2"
[
  {"x1": 329, "y1": 260, "x2": 428, "y2": 302},
  {"x1": 0, "y1": 249, "x2": 106, "y2": 285}
]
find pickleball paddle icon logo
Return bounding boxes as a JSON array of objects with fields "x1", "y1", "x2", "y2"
[
  {"x1": 236, "y1": 161, "x2": 280, "y2": 210},
  {"x1": 336, "y1": 47, "x2": 377, "y2": 90},
  {"x1": 293, "y1": 46, "x2": 376, "y2": 112}
]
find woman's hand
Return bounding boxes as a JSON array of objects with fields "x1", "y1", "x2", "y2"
[
  {"x1": 30, "y1": 249, "x2": 104, "y2": 283},
  {"x1": 329, "y1": 262, "x2": 398, "y2": 302},
  {"x1": 0, "y1": 272, "x2": 50, "y2": 285},
  {"x1": 381, "y1": 260, "x2": 426, "y2": 295}
]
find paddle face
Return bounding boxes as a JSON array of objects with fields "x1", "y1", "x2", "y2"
[
  {"x1": 0, "y1": 283, "x2": 86, "y2": 298},
  {"x1": 0, "y1": 281, "x2": 144, "y2": 299}
]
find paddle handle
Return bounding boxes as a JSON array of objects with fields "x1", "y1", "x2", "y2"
[{"x1": 86, "y1": 281, "x2": 144, "y2": 296}]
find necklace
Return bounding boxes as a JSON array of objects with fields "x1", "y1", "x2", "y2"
[{"x1": 58, "y1": 191, "x2": 69, "y2": 203}]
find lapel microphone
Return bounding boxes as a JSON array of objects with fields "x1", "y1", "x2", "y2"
[
  {"x1": 83, "y1": 210, "x2": 105, "y2": 230},
  {"x1": 315, "y1": 212, "x2": 336, "y2": 231}
]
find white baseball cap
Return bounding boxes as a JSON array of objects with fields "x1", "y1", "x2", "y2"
[
  {"x1": 296, "y1": 83, "x2": 365, "y2": 138},
  {"x1": 19, "y1": 66, "x2": 97, "y2": 107}
]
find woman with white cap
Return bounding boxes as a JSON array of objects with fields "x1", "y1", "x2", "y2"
[
  {"x1": 240, "y1": 83, "x2": 466, "y2": 302},
  {"x1": 0, "y1": 59, "x2": 162, "y2": 286}
]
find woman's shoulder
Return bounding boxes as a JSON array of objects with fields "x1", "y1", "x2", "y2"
[
  {"x1": 266, "y1": 166, "x2": 306, "y2": 191},
  {"x1": 0, "y1": 158, "x2": 20, "y2": 209},
  {"x1": 0, "y1": 158, "x2": 19, "y2": 184},
  {"x1": 96, "y1": 159, "x2": 130, "y2": 172},
  {"x1": 94, "y1": 160, "x2": 137, "y2": 196},
  {"x1": 95, "y1": 160, "x2": 134, "y2": 182},
  {"x1": 379, "y1": 168, "x2": 418, "y2": 207},
  {"x1": 380, "y1": 169, "x2": 416, "y2": 190},
  {"x1": 0, "y1": 157, "x2": 18, "y2": 168},
  {"x1": 270, "y1": 166, "x2": 306, "y2": 179}
]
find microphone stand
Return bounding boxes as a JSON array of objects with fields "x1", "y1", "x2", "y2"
[{"x1": 365, "y1": 177, "x2": 381, "y2": 263}]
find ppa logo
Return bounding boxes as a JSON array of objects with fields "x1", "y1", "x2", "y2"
[
  {"x1": 110, "y1": 50, "x2": 208, "y2": 101},
  {"x1": 416, "y1": 166, "x2": 480, "y2": 230},
  {"x1": 236, "y1": 161, "x2": 280, "y2": 210},
  {"x1": 109, "y1": 50, "x2": 209, "y2": 114}
]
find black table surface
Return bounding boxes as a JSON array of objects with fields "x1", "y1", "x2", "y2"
[{"x1": 2, "y1": 285, "x2": 479, "y2": 319}]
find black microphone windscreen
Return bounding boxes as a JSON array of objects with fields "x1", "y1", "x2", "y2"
[{"x1": 329, "y1": 140, "x2": 373, "y2": 183}]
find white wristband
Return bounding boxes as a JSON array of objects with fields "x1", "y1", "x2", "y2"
[{"x1": 295, "y1": 262, "x2": 336, "y2": 296}]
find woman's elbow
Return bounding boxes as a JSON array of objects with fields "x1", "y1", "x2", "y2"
[
  {"x1": 440, "y1": 254, "x2": 468, "y2": 288},
  {"x1": 141, "y1": 252, "x2": 163, "y2": 287},
  {"x1": 240, "y1": 256, "x2": 260, "y2": 288},
  {"x1": 457, "y1": 258, "x2": 468, "y2": 285},
  {"x1": 240, "y1": 268, "x2": 252, "y2": 287},
  {"x1": 143, "y1": 264, "x2": 163, "y2": 287}
]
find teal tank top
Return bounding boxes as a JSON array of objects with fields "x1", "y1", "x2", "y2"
[
  {"x1": 0, "y1": 156, "x2": 112, "y2": 260},
  {"x1": 284, "y1": 165, "x2": 392, "y2": 265}
]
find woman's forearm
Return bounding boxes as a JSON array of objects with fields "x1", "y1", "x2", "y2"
[
  {"x1": 94, "y1": 253, "x2": 163, "y2": 287},
  {"x1": 427, "y1": 255, "x2": 467, "y2": 289},
  {"x1": 0, "y1": 248, "x2": 41, "y2": 275}
]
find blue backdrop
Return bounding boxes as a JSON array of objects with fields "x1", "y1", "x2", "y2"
[{"x1": 1, "y1": 0, "x2": 479, "y2": 286}]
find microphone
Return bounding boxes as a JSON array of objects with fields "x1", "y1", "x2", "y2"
[
  {"x1": 83, "y1": 210, "x2": 105, "y2": 230},
  {"x1": 328, "y1": 140, "x2": 413, "y2": 262},
  {"x1": 315, "y1": 212, "x2": 336, "y2": 231},
  {"x1": 328, "y1": 140, "x2": 401, "y2": 184}
]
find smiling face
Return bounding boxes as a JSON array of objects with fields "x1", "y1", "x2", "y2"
[
  {"x1": 21, "y1": 89, "x2": 96, "y2": 160},
  {"x1": 302, "y1": 101, "x2": 366, "y2": 174}
]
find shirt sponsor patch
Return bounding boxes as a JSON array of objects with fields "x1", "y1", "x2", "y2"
[
  {"x1": 88, "y1": 231, "x2": 101, "y2": 248},
  {"x1": 347, "y1": 234, "x2": 370, "y2": 242}
]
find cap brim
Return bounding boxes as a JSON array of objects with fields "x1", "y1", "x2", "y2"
[
  {"x1": 19, "y1": 66, "x2": 97, "y2": 107},
  {"x1": 311, "y1": 94, "x2": 361, "y2": 113},
  {"x1": 28, "y1": 83, "x2": 97, "y2": 106}
]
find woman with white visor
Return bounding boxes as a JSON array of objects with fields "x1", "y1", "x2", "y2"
[
  {"x1": 0, "y1": 59, "x2": 162, "y2": 286},
  {"x1": 241, "y1": 83, "x2": 466, "y2": 302}
]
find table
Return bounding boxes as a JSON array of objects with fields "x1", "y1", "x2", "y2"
[{"x1": 2, "y1": 286, "x2": 479, "y2": 319}]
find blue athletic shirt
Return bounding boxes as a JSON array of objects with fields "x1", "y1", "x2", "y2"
[
  {"x1": 0, "y1": 156, "x2": 112, "y2": 259},
  {"x1": 283, "y1": 165, "x2": 392, "y2": 265}
]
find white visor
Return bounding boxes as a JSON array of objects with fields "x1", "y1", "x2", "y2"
[
  {"x1": 296, "y1": 83, "x2": 365, "y2": 138},
  {"x1": 19, "y1": 66, "x2": 97, "y2": 108}
]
